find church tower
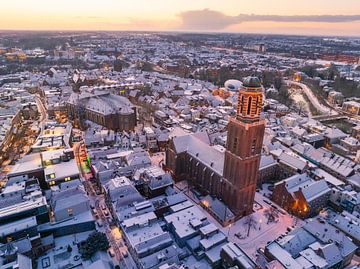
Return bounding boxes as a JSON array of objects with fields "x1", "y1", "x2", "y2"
[{"x1": 222, "y1": 76, "x2": 265, "y2": 217}]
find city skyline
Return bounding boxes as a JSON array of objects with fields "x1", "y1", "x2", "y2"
[
  {"x1": 1, "y1": 0, "x2": 360, "y2": 36},
  {"x1": 0, "y1": 18, "x2": 360, "y2": 269}
]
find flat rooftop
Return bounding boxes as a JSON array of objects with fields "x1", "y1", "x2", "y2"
[
  {"x1": 0, "y1": 196, "x2": 47, "y2": 220},
  {"x1": 164, "y1": 205, "x2": 207, "y2": 239},
  {"x1": 8, "y1": 153, "x2": 43, "y2": 177},
  {"x1": 44, "y1": 159, "x2": 79, "y2": 181},
  {"x1": 0, "y1": 216, "x2": 37, "y2": 237},
  {"x1": 122, "y1": 211, "x2": 157, "y2": 230}
]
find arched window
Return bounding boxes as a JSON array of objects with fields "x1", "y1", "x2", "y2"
[
  {"x1": 251, "y1": 139, "x2": 256, "y2": 154},
  {"x1": 247, "y1": 96, "x2": 252, "y2": 115},
  {"x1": 233, "y1": 137, "x2": 238, "y2": 152},
  {"x1": 241, "y1": 95, "x2": 245, "y2": 114}
]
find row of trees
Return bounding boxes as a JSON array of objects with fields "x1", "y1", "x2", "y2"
[
  {"x1": 195, "y1": 67, "x2": 284, "y2": 89},
  {"x1": 334, "y1": 77, "x2": 360, "y2": 98},
  {"x1": 265, "y1": 85, "x2": 294, "y2": 108},
  {"x1": 301, "y1": 64, "x2": 339, "y2": 81},
  {"x1": 300, "y1": 64, "x2": 360, "y2": 98}
]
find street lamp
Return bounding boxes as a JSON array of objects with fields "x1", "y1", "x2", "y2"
[{"x1": 227, "y1": 223, "x2": 232, "y2": 237}]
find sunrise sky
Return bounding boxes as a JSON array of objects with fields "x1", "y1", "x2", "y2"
[{"x1": 1, "y1": 0, "x2": 360, "y2": 36}]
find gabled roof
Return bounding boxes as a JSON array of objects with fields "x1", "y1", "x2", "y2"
[
  {"x1": 277, "y1": 228, "x2": 317, "y2": 257},
  {"x1": 172, "y1": 131, "x2": 210, "y2": 154},
  {"x1": 300, "y1": 180, "x2": 330, "y2": 203},
  {"x1": 51, "y1": 186, "x2": 86, "y2": 206},
  {"x1": 260, "y1": 154, "x2": 277, "y2": 170},
  {"x1": 278, "y1": 152, "x2": 307, "y2": 171},
  {"x1": 316, "y1": 242, "x2": 342, "y2": 266},
  {"x1": 303, "y1": 219, "x2": 358, "y2": 257},
  {"x1": 187, "y1": 138, "x2": 224, "y2": 175},
  {"x1": 324, "y1": 127, "x2": 347, "y2": 139},
  {"x1": 278, "y1": 173, "x2": 312, "y2": 193}
]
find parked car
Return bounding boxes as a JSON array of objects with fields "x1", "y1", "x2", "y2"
[
  {"x1": 108, "y1": 248, "x2": 115, "y2": 257},
  {"x1": 263, "y1": 199, "x2": 272, "y2": 205}
]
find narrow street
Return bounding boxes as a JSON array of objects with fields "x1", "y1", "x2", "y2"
[
  {"x1": 73, "y1": 140, "x2": 136, "y2": 269},
  {"x1": 35, "y1": 94, "x2": 48, "y2": 127}
]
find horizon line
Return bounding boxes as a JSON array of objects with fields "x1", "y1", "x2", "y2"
[{"x1": 0, "y1": 29, "x2": 359, "y2": 38}]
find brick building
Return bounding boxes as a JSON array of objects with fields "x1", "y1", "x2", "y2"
[
  {"x1": 272, "y1": 173, "x2": 331, "y2": 218},
  {"x1": 166, "y1": 76, "x2": 266, "y2": 220},
  {"x1": 67, "y1": 91, "x2": 136, "y2": 131}
]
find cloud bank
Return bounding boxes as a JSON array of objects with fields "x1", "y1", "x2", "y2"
[{"x1": 179, "y1": 9, "x2": 360, "y2": 30}]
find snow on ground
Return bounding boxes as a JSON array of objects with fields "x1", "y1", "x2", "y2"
[
  {"x1": 227, "y1": 193, "x2": 303, "y2": 259},
  {"x1": 150, "y1": 152, "x2": 165, "y2": 166},
  {"x1": 290, "y1": 90, "x2": 312, "y2": 116},
  {"x1": 289, "y1": 81, "x2": 337, "y2": 115},
  {"x1": 261, "y1": 183, "x2": 273, "y2": 198},
  {"x1": 174, "y1": 181, "x2": 304, "y2": 259}
]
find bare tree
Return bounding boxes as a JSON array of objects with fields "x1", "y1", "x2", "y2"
[
  {"x1": 264, "y1": 207, "x2": 279, "y2": 224},
  {"x1": 297, "y1": 101, "x2": 307, "y2": 115},
  {"x1": 243, "y1": 215, "x2": 258, "y2": 237}
]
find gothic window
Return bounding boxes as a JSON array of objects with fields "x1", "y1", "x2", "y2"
[
  {"x1": 251, "y1": 139, "x2": 256, "y2": 154},
  {"x1": 241, "y1": 95, "x2": 245, "y2": 114},
  {"x1": 247, "y1": 97, "x2": 252, "y2": 115}
]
